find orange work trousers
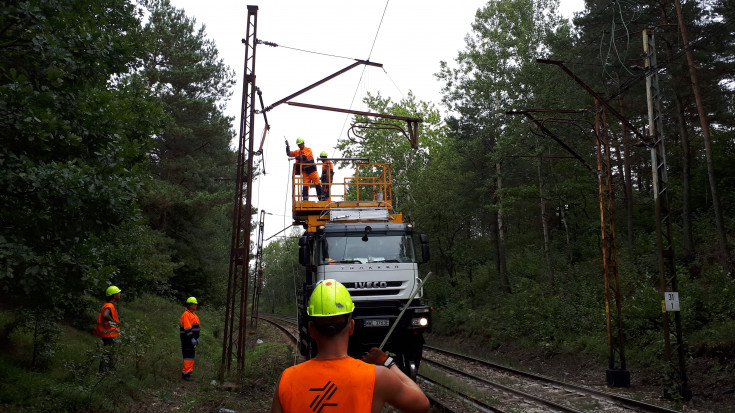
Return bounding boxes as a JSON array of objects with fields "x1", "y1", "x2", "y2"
[{"x1": 300, "y1": 170, "x2": 323, "y2": 200}]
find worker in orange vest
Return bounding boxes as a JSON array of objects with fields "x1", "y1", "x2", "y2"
[
  {"x1": 271, "y1": 280, "x2": 429, "y2": 413},
  {"x1": 319, "y1": 151, "x2": 334, "y2": 201},
  {"x1": 93, "y1": 285, "x2": 121, "y2": 372},
  {"x1": 286, "y1": 138, "x2": 324, "y2": 201},
  {"x1": 180, "y1": 297, "x2": 201, "y2": 381}
]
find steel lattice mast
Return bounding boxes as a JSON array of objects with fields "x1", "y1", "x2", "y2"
[
  {"x1": 220, "y1": 4, "x2": 258, "y2": 380},
  {"x1": 643, "y1": 29, "x2": 689, "y2": 400}
]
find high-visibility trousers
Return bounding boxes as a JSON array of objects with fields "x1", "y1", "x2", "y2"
[
  {"x1": 182, "y1": 344, "x2": 196, "y2": 375},
  {"x1": 301, "y1": 170, "x2": 323, "y2": 200}
]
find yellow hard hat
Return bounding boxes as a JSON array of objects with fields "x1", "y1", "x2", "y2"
[
  {"x1": 307, "y1": 279, "x2": 354, "y2": 317},
  {"x1": 296, "y1": 138, "x2": 304, "y2": 145},
  {"x1": 186, "y1": 297, "x2": 198, "y2": 304},
  {"x1": 106, "y1": 286, "x2": 121, "y2": 297},
  {"x1": 320, "y1": 151, "x2": 328, "y2": 157}
]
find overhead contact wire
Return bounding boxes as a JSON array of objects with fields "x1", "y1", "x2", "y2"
[{"x1": 338, "y1": 0, "x2": 392, "y2": 141}]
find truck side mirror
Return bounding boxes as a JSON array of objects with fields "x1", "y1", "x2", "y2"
[{"x1": 420, "y1": 233, "x2": 430, "y2": 263}]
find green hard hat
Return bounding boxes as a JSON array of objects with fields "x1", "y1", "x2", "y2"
[
  {"x1": 186, "y1": 297, "x2": 198, "y2": 304},
  {"x1": 296, "y1": 138, "x2": 304, "y2": 144},
  {"x1": 320, "y1": 151, "x2": 328, "y2": 157},
  {"x1": 106, "y1": 285, "x2": 121, "y2": 297},
  {"x1": 307, "y1": 279, "x2": 354, "y2": 317}
]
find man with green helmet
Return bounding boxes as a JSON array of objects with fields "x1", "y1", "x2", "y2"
[
  {"x1": 93, "y1": 285, "x2": 122, "y2": 372},
  {"x1": 271, "y1": 280, "x2": 429, "y2": 413},
  {"x1": 319, "y1": 151, "x2": 333, "y2": 201},
  {"x1": 286, "y1": 138, "x2": 325, "y2": 201},
  {"x1": 180, "y1": 296, "x2": 201, "y2": 381}
]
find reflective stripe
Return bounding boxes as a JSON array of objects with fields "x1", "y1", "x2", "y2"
[
  {"x1": 180, "y1": 310, "x2": 201, "y2": 339},
  {"x1": 291, "y1": 148, "x2": 318, "y2": 174}
]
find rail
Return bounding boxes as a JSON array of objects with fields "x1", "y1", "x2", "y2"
[{"x1": 261, "y1": 315, "x2": 682, "y2": 412}]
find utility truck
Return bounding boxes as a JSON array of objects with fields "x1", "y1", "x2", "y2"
[{"x1": 292, "y1": 162, "x2": 431, "y2": 379}]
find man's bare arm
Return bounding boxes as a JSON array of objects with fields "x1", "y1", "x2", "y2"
[
  {"x1": 374, "y1": 365, "x2": 430, "y2": 413},
  {"x1": 270, "y1": 374, "x2": 283, "y2": 413}
]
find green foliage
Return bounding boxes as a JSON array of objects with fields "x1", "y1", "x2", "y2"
[
  {"x1": 0, "y1": 0, "x2": 169, "y2": 310},
  {"x1": 257, "y1": 2, "x2": 735, "y2": 393},
  {"x1": 261, "y1": 235, "x2": 301, "y2": 315},
  {"x1": 0, "y1": 294, "x2": 283, "y2": 412},
  {"x1": 139, "y1": 0, "x2": 238, "y2": 306}
]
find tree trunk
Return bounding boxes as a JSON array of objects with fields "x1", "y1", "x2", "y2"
[
  {"x1": 674, "y1": 0, "x2": 731, "y2": 272},
  {"x1": 538, "y1": 159, "x2": 555, "y2": 291},
  {"x1": 495, "y1": 162, "x2": 511, "y2": 293},
  {"x1": 659, "y1": 2, "x2": 695, "y2": 261},
  {"x1": 672, "y1": 89, "x2": 695, "y2": 261},
  {"x1": 616, "y1": 91, "x2": 634, "y2": 254},
  {"x1": 559, "y1": 205, "x2": 573, "y2": 265}
]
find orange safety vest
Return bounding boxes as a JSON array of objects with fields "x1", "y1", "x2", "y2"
[
  {"x1": 93, "y1": 302, "x2": 120, "y2": 338},
  {"x1": 290, "y1": 147, "x2": 318, "y2": 174},
  {"x1": 180, "y1": 309, "x2": 201, "y2": 341},
  {"x1": 321, "y1": 160, "x2": 334, "y2": 183},
  {"x1": 278, "y1": 356, "x2": 375, "y2": 413}
]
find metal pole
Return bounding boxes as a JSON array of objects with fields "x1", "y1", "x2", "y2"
[
  {"x1": 595, "y1": 101, "x2": 629, "y2": 386},
  {"x1": 643, "y1": 28, "x2": 690, "y2": 401},
  {"x1": 379, "y1": 273, "x2": 431, "y2": 350},
  {"x1": 220, "y1": 5, "x2": 259, "y2": 381}
]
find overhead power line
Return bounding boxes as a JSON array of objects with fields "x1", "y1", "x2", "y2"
[{"x1": 256, "y1": 39, "x2": 361, "y2": 61}]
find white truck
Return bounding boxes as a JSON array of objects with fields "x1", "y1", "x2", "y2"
[{"x1": 292, "y1": 162, "x2": 431, "y2": 379}]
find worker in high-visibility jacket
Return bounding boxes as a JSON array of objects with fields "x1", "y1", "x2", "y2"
[
  {"x1": 319, "y1": 151, "x2": 334, "y2": 201},
  {"x1": 93, "y1": 285, "x2": 121, "y2": 372},
  {"x1": 271, "y1": 280, "x2": 429, "y2": 413},
  {"x1": 180, "y1": 297, "x2": 201, "y2": 381},
  {"x1": 286, "y1": 138, "x2": 324, "y2": 201}
]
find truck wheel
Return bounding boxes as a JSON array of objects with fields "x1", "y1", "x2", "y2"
[{"x1": 406, "y1": 358, "x2": 418, "y2": 381}]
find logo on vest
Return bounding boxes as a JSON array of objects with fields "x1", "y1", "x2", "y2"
[{"x1": 309, "y1": 380, "x2": 338, "y2": 412}]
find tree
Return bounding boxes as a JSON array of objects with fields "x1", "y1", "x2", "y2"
[
  {"x1": 139, "y1": 0, "x2": 238, "y2": 304},
  {"x1": 336, "y1": 91, "x2": 446, "y2": 212},
  {"x1": 260, "y1": 235, "x2": 301, "y2": 314},
  {"x1": 437, "y1": 0, "x2": 579, "y2": 293},
  {"x1": 0, "y1": 0, "x2": 166, "y2": 309}
]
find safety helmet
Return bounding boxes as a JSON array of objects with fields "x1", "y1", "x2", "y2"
[
  {"x1": 320, "y1": 151, "x2": 328, "y2": 157},
  {"x1": 106, "y1": 285, "x2": 121, "y2": 297},
  {"x1": 296, "y1": 138, "x2": 304, "y2": 145},
  {"x1": 307, "y1": 279, "x2": 354, "y2": 317},
  {"x1": 186, "y1": 297, "x2": 198, "y2": 304}
]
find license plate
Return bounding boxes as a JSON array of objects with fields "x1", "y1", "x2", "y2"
[{"x1": 364, "y1": 319, "x2": 389, "y2": 327}]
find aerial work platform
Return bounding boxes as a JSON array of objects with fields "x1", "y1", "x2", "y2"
[{"x1": 291, "y1": 163, "x2": 404, "y2": 231}]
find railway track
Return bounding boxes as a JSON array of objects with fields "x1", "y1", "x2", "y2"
[
  {"x1": 424, "y1": 345, "x2": 680, "y2": 413},
  {"x1": 259, "y1": 314, "x2": 680, "y2": 413}
]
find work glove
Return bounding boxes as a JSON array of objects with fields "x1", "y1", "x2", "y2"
[
  {"x1": 108, "y1": 321, "x2": 119, "y2": 328},
  {"x1": 191, "y1": 338, "x2": 198, "y2": 346},
  {"x1": 362, "y1": 347, "x2": 388, "y2": 366}
]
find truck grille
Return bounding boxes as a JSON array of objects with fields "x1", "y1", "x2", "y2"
[{"x1": 342, "y1": 281, "x2": 403, "y2": 297}]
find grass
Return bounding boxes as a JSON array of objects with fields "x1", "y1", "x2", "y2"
[{"x1": 0, "y1": 295, "x2": 296, "y2": 412}]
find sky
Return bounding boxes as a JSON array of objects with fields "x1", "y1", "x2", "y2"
[{"x1": 169, "y1": 0, "x2": 586, "y2": 243}]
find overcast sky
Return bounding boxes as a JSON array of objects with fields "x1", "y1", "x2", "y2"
[{"x1": 169, "y1": 0, "x2": 586, "y2": 243}]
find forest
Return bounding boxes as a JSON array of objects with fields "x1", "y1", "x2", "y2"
[{"x1": 1, "y1": 0, "x2": 733, "y2": 411}]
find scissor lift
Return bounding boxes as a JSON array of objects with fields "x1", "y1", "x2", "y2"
[{"x1": 291, "y1": 162, "x2": 404, "y2": 231}]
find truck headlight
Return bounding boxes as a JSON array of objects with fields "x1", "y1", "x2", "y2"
[{"x1": 411, "y1": 317, "x2": 429, "y2": 327}]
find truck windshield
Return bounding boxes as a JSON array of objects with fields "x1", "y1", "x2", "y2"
[{"x1": 318, "y1": 233, "x2": 416, "y2": 265}]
